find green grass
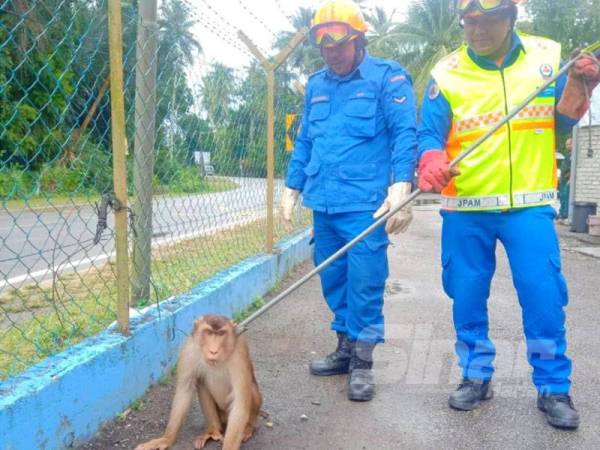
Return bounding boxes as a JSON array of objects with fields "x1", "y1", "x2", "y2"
[
  {"x1": 1, "y1": 177, "x2": 238, "y2": 211},
  {"x1": 3, "y1": 193, "x2": 100, "y2": 210},
  {"x1": 0, "y1": 210, "x2": 311, "y2": 379},
  {"x1": 232, "y1": 296, "x2": 266, "y2": 323}
]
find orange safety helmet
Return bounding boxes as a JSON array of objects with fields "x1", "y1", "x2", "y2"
[{"x1": 310, "y1": 0, "x2": 368, "y2": 48}]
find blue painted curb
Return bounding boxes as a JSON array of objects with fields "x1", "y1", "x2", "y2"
[{"x1": 0, "y1": 229, "x2": 312, "y2": 450}]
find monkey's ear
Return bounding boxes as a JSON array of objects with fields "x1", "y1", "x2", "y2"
[{"x1": 193, "y1": 317, "x2": 204, "y2": 333}]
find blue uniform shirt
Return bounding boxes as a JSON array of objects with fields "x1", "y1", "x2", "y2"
[
  {"x1": 418, "y1": 33, "x2": 578, "y2": 158},
  {"x1": 285, "y1": 52, "x2": 417, "y2": 214}
]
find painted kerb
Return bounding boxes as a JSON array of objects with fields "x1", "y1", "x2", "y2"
[{"x1": 0, "y1": 229, "x2": 312, "y2": 450}]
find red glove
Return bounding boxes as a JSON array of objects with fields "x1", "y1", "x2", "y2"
[
  {"x1": 572, "y1": 54, "x2": 600, "y2": 91},
  {"x1": 418, "y1": 151, "x2": 458, "y2": 193},
  {"x1": 558, "y1": 54, "x2": 600, "y2": 119}
]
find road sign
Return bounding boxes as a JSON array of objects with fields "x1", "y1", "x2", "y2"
[{"x1": 285, "y1": 113, "x2": 302, "y2": 151}]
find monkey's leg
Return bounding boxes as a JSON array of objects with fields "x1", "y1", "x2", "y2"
[
  {"x1": 242, "y1": 384, "x2": 262, "y2": 442},
  {"x1": 193, "y1": 384, "x2": 224, "y2": 449},
  {"x1": 222, "y1": 401, "x2": 251, "y2": 450}
]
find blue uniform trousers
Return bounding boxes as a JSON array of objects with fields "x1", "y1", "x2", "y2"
[
  {"x1": 441, "y1": 205, "x2": 572, "y2": 394},
  {"x1": 313, "y1": 210, "x2": 389, "y2": 344}
]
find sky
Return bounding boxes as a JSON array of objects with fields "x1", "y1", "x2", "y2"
[{"x1": 187, "y1": 0, "x2": 410, "y2": 73}]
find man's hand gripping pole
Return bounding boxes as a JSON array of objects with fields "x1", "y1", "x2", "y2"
[{"x1": 237, "y1": 41, "x2": 600, "y2": 332}]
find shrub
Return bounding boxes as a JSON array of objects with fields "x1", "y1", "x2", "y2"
[
  {"x1": 171, "y1": 166, "x2": 205, "y2": 193},
  {"x1": 39, "y1": 164, "x2": 84, "y2": 195},
  {"x1": 0, "y1": 166, "x2": 33, "y2": 199},
  {"x1": 73, "y1": 141, "x2": 113, "y2": 194}
]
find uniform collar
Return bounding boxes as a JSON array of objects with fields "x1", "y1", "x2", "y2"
[
  {"x1": 325, "y1": 51, "x2": 374, "y2": 81},
  {"x1": 467, "y1": 31, "x2": 525, "y2": 70}
]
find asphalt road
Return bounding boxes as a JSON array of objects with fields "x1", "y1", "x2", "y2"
[
  {"x1": 79, "y1": 205, "x2": 600, "y2": 450},
  {"x1": 0, "y1": 177, "x2": 281, "y2": 289}
]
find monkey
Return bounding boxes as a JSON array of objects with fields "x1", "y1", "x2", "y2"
[{"x1": 135, "y1": 315, "x2": 262, "y2": 450}]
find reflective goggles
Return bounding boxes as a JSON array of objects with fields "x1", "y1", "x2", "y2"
[
  {"x1": 309, "y1": 22, "x2": 359, "y2": 48},
  {"x1": 456, "y1": 0, "x2": 517, "y2": 14}
]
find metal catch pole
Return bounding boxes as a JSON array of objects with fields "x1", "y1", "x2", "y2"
[{"x1": 238, "y1": 43, "x2": 600, "y2": 331}]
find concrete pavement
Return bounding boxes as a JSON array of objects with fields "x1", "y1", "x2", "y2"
[{"x1": 79, "y1": 204, "x2": 600, "y2": 450}]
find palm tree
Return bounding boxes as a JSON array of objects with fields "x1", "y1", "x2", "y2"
[
  {"x1": 273, "y1": 6, "x2": 322, "y2": 76},
  {"x1": 365, "y1": 7, "x2": 401, "y2": 59},
  {"x1": 158, "y1": 0, "x2": 202, "y2": 67},
  {"x1": 200, "y1": 64, "x2": 236, "y2": 129},
  {"x1": 393, "y1": 0, "x2": 463, "y2": 100}
]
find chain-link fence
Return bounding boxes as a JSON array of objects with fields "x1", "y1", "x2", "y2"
[{"x1": 0, "y1": 0, "x2": 311, "y2": 380}]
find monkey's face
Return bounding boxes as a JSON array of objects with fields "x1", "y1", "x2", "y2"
[{"x1": 199, "y1": 325, "x2": 236, "y2": 366}]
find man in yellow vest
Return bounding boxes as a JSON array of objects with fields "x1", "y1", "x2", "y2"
[{"x1": 418, "y1": 0, "x2": 599, "y2": 429}]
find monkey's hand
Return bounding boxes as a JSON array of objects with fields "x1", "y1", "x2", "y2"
[
  {"x1": 134, "y1": 437, "x2": 173, "y2": 450},
  {"x1": 193, "y1": 428, "x2": 224, "y2": 449}
]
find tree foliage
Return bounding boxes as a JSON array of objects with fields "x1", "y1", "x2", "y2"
[
  {"x1": 1, "y1": 0, "x2": 596, "y2": 199},
  {"x1": 523, "y1": 0, "x2": 600, "y2": 56}
]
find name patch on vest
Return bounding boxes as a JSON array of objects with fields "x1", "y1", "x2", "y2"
[{"x1": 456, "y1": 198, "x2": 482, "y2": 208}]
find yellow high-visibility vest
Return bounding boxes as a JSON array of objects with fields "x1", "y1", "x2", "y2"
[{"x1": 431, "y1": 33, "x2": 561, "y2": 211}]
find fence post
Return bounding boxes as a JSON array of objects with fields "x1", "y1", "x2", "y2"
[
  {"x1": 107, "y1": 0, "x2": 130, "y2": 334},
  {"x1": 238, "y1": 29, "x2": 308, "y2": 254},
  {"x1": 132, "y1": 0, "x2": 158, "y2": 305}
]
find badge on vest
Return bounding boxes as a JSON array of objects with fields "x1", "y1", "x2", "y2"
[{"x1": 539, "y1": 64, "x2": 554, "y2": 80}]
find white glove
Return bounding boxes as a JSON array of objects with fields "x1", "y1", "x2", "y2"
[
  {"x1": 373, "y1": 182, "x2": 413, "y2": 234},
  {"x1": 280, "y1": 187, "x2": 300, "y2": 230}
]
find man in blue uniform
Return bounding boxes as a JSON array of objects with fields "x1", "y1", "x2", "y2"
[
  {"x1": 418, "y1": 0, "x2": 599, "y2": 429},
  {"x1": 281, "y1": 0, "x2": 417, "y2": 401}
]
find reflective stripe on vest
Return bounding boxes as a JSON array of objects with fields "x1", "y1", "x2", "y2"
[
  {"x1": 441, "y1": 189, "x2": 557, "y2": 210},
  {"x1": 431, "y1": 33, "x2": 561, "y2": 212}
]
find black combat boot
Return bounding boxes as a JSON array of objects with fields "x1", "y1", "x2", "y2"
[
  {"x1": 537, "y1": 393, "x2": 580, "y2": 429},
  {"x1": 309, "y1": 332, "x2": 353, "y2": 376},
  {"x1": 347, "y1": 341, "x2": 375, "y2": 402},
  {"x1": 448, "y1": 378, "x2": 493, "y2": 411}
]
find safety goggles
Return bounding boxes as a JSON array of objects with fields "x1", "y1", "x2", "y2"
[
  {"x1": 456, "y1": 0, "x2": 517, "y2": 14},
  {"x1": 309, "y1": 22, "x2": 359, "y2": 48}
]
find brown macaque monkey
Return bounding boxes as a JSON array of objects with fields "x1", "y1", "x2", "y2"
[{"x1": 135, "y1": 315, "x2": 262, "y2": 450}]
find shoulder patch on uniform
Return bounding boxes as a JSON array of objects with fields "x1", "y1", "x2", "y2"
[
  {"x1": 428, "y1": 83, "x2": 441, "y2": 100},
  {"x1": 393, "y1": 96, "x2": 407, "y2": 104},
  {"x1": 390, "y1": 74, "x2": 407, "y2": 83},
  {"x1": 310, "y1": 95, "x2": 329, "y2": 104}
]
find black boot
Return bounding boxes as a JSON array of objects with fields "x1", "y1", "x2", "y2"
[
  {"x1": 309, "y1": 332, "x2": 352, "y2": 376},
  {"x1": 348, "y1": 341, "x2": 375, "y2": 402},
  {"x1": 537, "y1": 394, "x2": 580, "y2": 429},
  {"x1": 448, "y1": 378, "x2": 493, "y2": 411}
]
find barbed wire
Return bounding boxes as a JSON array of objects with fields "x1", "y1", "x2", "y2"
[
  {"x1": 189, "y1": 0, "x2": 271, "y2": 57},
  {"x1": 273, "y1": 0, "x2": 295, "y2": 27},
  {"x1": 236, "y1": 0, "x2": 279, "y2": 38},
  {"x1": 193, "y1": 10, "x2": 253, "y2": 58},
  {"x1": 0, "y1": 0, "x2": 310, "y2": 382}
]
